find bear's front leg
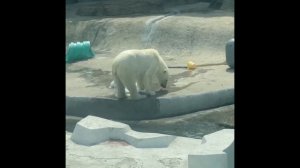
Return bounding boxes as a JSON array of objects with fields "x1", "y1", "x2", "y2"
[
  {"x1": 125, "y1": 80, "x2": 146, "y2": 100},
  {"x1": 137, "y1": 78, "x2": 145, "y2": 92},
  {"x1": 143, "y1": 74, "x2": 156, "y2": 96},
  {"x1": 127, "y1": 85, "x2": 146, "y2": 100}
]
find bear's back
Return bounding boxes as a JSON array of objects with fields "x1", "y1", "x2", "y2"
[{"x1": 114, "y1": 49, "x2": 159, "y2": 63}]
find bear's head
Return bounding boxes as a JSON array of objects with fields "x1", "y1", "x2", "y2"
[{"x1": 158, "y1": 68, "x2": 169, "y2": 88}]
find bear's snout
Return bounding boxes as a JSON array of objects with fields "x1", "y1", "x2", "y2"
[{"x1": 161, "y1": 83, "x2": 167, "y2": 88}]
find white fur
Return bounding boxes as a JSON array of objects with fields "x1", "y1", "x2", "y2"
[{"x1": 112, "y1": 49, "x2": 169, "y2": 100}]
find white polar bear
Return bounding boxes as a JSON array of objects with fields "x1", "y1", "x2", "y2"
[{"x1": 112, "y1": 49, "x2": 169, "y2": 100}]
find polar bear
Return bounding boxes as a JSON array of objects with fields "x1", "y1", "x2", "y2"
[{"x1": 112, "y1": 49, "x2": 169, "y2": 100}]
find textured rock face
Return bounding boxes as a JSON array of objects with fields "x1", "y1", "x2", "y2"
[
  {"x1": 66, "y1": 12, "x2": 234, "y2": 58},
  {"x1": 69, "y1": 0, "x2": 213, "y2": 16},
  {"x1": 76, "y1": 0, "x2": 164, "y2": 16},
  {"x1": 221, "y1": 0, "x2": 234, "y2": 11},
  {"x1": 209, "y1": 0, "x2": 234, "y2": 10}
]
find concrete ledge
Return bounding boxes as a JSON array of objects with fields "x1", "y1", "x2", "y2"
[
  {"x1": 188, "y1": 129, "x2": 234, "y2": 168},
  {"x1": 71, "y1": 116, "x2": 131, "y2": 146},
  {"x1": 66, "y1": 88, "x2": 234, "y2": 120},
  {"x1": 158, "y1": 88, "x2": 234, "y2": 117},
  {"x1": 71, "y1": 115, "x2": 175, "y2": 148},
  {"x1": 66, "y1": 96, "x2": 160, "y2": 120}
]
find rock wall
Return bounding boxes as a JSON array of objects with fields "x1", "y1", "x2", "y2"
[
  {"x1": 67, "y1": 0, "x2": 214, "y2": 16},
  {"x1": 66, "y1": 12, "x2": 234, "y2": 58},
  {"x1": 66, "y1": 0, "x2": 234, "y2": 58}
]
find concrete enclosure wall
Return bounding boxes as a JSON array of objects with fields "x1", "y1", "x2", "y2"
[{"x1": 66, "y1": 10, "x2": 234, "y2": 58}]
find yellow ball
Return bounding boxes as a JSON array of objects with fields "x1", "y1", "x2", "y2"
[{"x1": 187, "y1": 61, "x2": 197, "y2": 70}]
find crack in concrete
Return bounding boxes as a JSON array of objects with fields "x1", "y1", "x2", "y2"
[
  {"x1": 91, "y1": 25, "x2": 102, "y2": 47},
  {"x1": 158, "y1": 158, "x2": 182, "y2": 168}
]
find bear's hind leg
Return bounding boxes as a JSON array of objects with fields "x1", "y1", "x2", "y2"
[
  {"x1": 114, "y1": 76, "x2": 126, "y2": 99},
  {"x1": 137, "y1": 77, "x2": 145, "y2": 93}
]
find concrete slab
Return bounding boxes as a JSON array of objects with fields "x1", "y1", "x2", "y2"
[
  {"x1": 188, "y1": 129, "x2": 234, "y2": 168},
  {"x1": 66, "y1": 131, "x2": 200, "y2": 168},
  {"x1": 66, "y1": 116, "x2": 234, "y2": 168},
  {"x1": 124, "y1": 130, "x2": 176, "y2": 148},
  {"x1": 189, "y1": 152, "x2": 228, "y2": 168},
  {"x1": 71, "y1": 116, "x2": 175, "y2": 148},
  {"x1": 71, "y1": 116, "x2": 131, "y2": 145}
]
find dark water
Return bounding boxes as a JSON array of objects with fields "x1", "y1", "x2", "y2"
[
  {"x1": 66, "y1": 105, "x2": 234, "y2": 139},
  {"x1": 127, "y1": 121, "x2": 233, "y2": 139},
  {"x1": 67, "y1": 118, "x2": 232, "y2": 139}
]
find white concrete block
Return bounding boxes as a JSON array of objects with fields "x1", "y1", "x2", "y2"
[
  {"x1": 188, "y1": 129, "x2": 234, "y2": 168},
  {"x1": 224, "y1": 141, "x2": 234, "y2": 168},
  {"x1": 71, "y1": 116, "x2": 130, "y2": 146},
  {"x1": 201, "y1": 129, "x2": 234, "y2": 150},
  {"x1": 124, "y1": 131, "x2": 176, "y2": 148},
  {"x1": 68, "y1": 116, "x2": 235, "y2": 167},
  {"x1": 189, "y1": 152, "x2": 227, "y2": 168},
  {"x1": 75, "y1": 115, "x2": 130, "y2": 130},
  {"x1": 71, "y1": 123, "x2": 109, "y2": 146},
  {"x1": 71, "y1": 115, "x2": 175, "y2": 148}
]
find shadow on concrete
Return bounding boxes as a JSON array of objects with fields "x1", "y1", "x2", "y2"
[
  {"x1": 226, "y1": 68, "x2": 234, "y2": 73},
  {"x1": 66, "y1": 104, "x2": 234, "y2": 139},
  {"x1": 66, "y1": 96, "x2": 161, "y2": 120}
]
